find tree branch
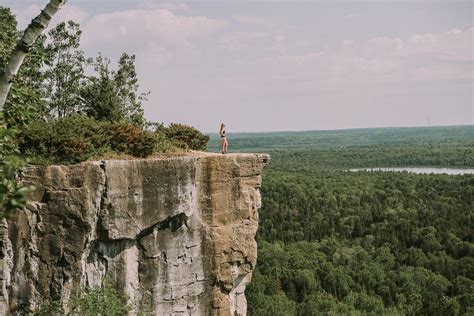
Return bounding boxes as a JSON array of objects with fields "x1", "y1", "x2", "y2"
[{"x1": 0, "y1": 0, "x2": 67, "y2": 111}]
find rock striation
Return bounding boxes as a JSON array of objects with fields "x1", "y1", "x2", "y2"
[{"x1": 0, "y1": 153, "x2": 269, "y2": 315}]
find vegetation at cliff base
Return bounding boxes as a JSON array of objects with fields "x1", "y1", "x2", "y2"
[
  {"x1": 236, "y1": 126, "x2": 474, "y2": 315},
  {"x1": 33, "y1": 283, "x2": 130, "y2": 315}
]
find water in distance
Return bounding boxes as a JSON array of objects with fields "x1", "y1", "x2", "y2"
[{"x1": 349, "y1": 167, "x2": 474, "y2": 175}]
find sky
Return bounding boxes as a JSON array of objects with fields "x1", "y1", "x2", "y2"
[{"x1": 5, "y1": 0, "x2": 474, "y2": 132}]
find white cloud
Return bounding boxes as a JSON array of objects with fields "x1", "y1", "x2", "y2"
[
  {"x1": 409, "y1": 33, "x2": 437, "y2": 44},
  {"x1": 81, "y1": 9, "x2": 225, "y2": 52},
  {"x1": 405, "y1": 28, "x2": 473, "y2": 62},
  {"x1": 265, "y1": 27, "x2": 473, "y2": 86},
  {"x1": 363, "y1": 36, "x2": 403, "y2": 57},
  {"x1": 139, "y1": 2, "x2": 190, "y2": 11}
]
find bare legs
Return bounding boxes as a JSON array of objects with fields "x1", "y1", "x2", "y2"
[{"x1": 221, "y1": 138, "x2": 229, "y2": 154}]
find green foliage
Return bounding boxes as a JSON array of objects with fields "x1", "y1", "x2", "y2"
[
  {"x1": 298, "y1": 292, "x2": 352, "y2": 315},
  {"x1": 114, "y1": 53, "x2": 147, "y2": 125},
  {"x1": 80, "y1": 55, "x2": 122, "y2": 122},
  {"x1": 4, "y1": 84, "x2": 44, "y2": 127},
  {"x1": 80, "y1": 53, "x2": 146, "y2": 125},
  {"x1": 69, "y1": 283, "x2": 130, "y2": 315},
  {"x1": 0, "y1": 154, "x2": 31, "y2": 214},
  {"x1": 0, "y1": 7, "x2": 36, "y2": 217},
  {"x1": 33, "y1": 283, "x2": 130, "y2": 315},
  {"x1": 19, "y1": 114, "x2": 105, "y2": 163},
  {"x1": 1, "y1": 6, "x2": 47, "y2": 128},
  {"x1": 241, "y1": 127, "x2": 474, "y2": 315},
  {"x1": 33, "y1": 299, "x2": 64, "y2": 315},
  {"x1": 248, "y1": 292, "x2": 297, "y2": 316},
  {"x1": 44, "y1": 21, "x2": 90, "y2": 118},
  {"x1": 0, "y1": 113, "x2": 32, "y2": 216},
  {"x1": 108, "y1": 122, "x2": 156, "y2": 157},
  {"x1": 247, "y1": 169, "x2": 474, "y2": 314},
  {"x1": 19, "y1": 114, "x2": 163, "y2": 163},
  {"x1": 162, "y1": 123, "x2": 210, "y2": 151},
  {"x1": 0, "y1": 7, "x2": 18, "y2": 70}
]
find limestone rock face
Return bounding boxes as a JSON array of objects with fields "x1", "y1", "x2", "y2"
[{"x1": 0, "y1": 153, "x2": 269, "y2": 315}]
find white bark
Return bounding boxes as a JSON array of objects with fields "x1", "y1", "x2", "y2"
[{"x1": 0, "y1": 0, "x2": 67, "y2": 111}]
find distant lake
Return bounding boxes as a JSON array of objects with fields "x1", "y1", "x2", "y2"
[{"x1": 349, "y1": 167, "x2": 474, "y2": 175}]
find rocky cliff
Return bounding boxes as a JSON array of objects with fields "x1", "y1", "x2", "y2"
[{"x1": 0, "y1": 153, "x2": 269, "y2": 315}]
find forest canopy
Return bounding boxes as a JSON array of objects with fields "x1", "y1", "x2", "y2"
[{"x1": 232, "y1": 126, "x2": 474, "y2": 315}]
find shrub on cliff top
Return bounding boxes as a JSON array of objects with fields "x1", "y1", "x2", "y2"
[
  {"x1": 18, "y1": 114, "x2": 209, "y2": 164},
  {"x1": 19, "y1": 114, "x2": 160, "y2": 163},
  {"x1": 107, "y1": 122, "x2": 156, "y2": 158},
  {"x1": 19, "y1": 114, "x2": 103, "y2": 163},
  {"x1": 161, "y1": 123, "x2": 210, "y2": 151}
]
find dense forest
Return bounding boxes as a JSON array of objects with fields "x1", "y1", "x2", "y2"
[{"x1": 210, "y1": 127, "x2": 474, "y2": 315}]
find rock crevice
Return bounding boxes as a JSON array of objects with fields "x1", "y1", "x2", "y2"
[{"x1": 0, "y1": 153, "x2": 268, "y2": 315}]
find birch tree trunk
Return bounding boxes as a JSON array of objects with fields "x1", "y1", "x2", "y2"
[
  {"x1": 0, "y1": 0, "x2": 67, "y2": 111},
  {"x1": 0, "y1": 2, "x2": 66, "y2": 312}
]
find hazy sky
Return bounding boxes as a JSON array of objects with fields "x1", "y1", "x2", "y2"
[{"x1": 6, "y1": 0, "x2": 473, "y2": 132}]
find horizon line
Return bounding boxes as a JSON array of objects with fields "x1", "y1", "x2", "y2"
[{"x1": 204, "y1": 123, "x2": 474, "y2": 135}]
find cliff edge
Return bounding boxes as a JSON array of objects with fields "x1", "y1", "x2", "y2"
[{"x1": 0, "y1": 153, "x2": 269, "y2": 315}]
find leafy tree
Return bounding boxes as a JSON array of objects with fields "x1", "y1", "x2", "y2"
[
  {"x1": 44, "y1": 20, "x2": 90, "y2": 118},
  {"x1": 114, "y1": 53, "x2": 147, "y2": 125},
  {"x1": 0, "y1": 117, "x2": 31, "y2": 214},
  {"x1": 297, "y1": 292, "x2": 352, "y2": 315},
  {"x1": 344, "y1": 291, "x2": 385, "y2": 314},
  {"x1": 0, "y1": 8, "x2": 17, "y2": 71},
  {"x1": 248, "y1": 293, "x2": 297, "y2": 316},
  {"x1": 0, "y1": 7, "x2": 47, "y2": 128},
  {"x1": 80, "y1": 53, "x2": 146, "y2": 125},
  {"x1": 69, "y1": 283, "x2": 130, "y2": 315},
  {"x1": 0, "y1": 0, "x2": 66, "y2": 109}
]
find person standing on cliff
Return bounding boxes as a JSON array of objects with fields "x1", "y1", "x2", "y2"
[{"x1": 220, "y1": 123, "x2": 228, "y2": 154}]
